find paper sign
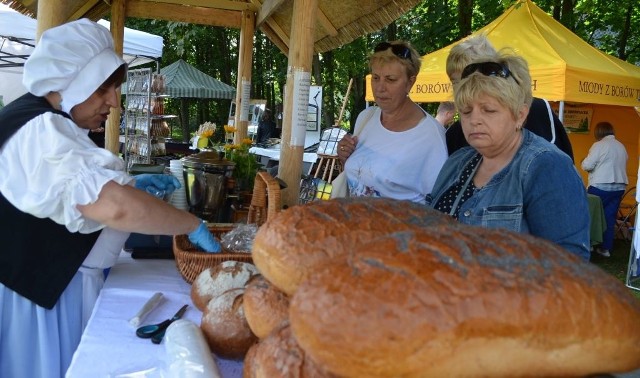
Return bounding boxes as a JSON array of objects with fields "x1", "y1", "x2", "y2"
[{"x1": 290, "y1": 70, "x2": 311, "y2": 147}]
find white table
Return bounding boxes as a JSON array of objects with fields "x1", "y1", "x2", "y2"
[
  {"x1": 66, "y1": 251, "x2": 244, "y2": 377},
  {"x1": 249, "y1": 145, "x2": 317, "y2": 175}
]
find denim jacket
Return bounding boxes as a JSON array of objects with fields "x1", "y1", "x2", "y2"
[{"x1": 427, "y1": 129, "x2": 590, "y2": 260}]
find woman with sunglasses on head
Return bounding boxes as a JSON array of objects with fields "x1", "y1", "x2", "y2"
[
  {"x1": 0, "y1": 20, "x2": 221, "y2": 378},
  {"x1": 426, "y1": 52, "x2": 590, "y2": 261},
  {"x1": 444, "y1": 35, "x2": 574, "y2": 162},
  {"x1": 336, "y1": 41, "x2": 448, "y2": 203}
]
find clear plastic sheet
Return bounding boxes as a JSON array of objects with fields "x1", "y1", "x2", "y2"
[
  {"x1": 221, "y1": 224, "x2": 258, "y2": 253},
  {"x1": 108, "y1": 320, "x2": 221, "y2": 378}
]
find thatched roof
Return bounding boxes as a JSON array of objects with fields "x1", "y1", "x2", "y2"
[
  {"x1": 0, "y1": 0, "x2": 422, "y2": 53},
  {"x1": 260, "y1": 0, "x2": 423, "y2": 53}
]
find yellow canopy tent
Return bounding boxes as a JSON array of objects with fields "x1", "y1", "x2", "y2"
[{"x1": 366, "y1": 0, "x2": 640, "y2": 189}]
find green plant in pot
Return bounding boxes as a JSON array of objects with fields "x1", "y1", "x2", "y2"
[{"x1": 223, "y1": 138, "x2": 260, "y2": 195}]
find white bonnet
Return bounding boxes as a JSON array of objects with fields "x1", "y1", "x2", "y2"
[{"x1": 23, "y1": 18, "x2": 125, "y2": 114}]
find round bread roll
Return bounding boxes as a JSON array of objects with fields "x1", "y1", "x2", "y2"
[
  {"x1": 252, "y1": 197, "x2": 453, "y2": 295},
  {"x1": 243, "y1": 274, "x2": 290, "y2": 339},
  {"x1": 201, "y1": 287, "x2": 258, "y2": 360},
  {"x1": 243, "y1": 324, "x2": 337, "y2": 378},
  {"x1": 289, "y1": 226, "x2": 640, "y2": 377},
  {"x1": 191, "y1": 260, "x2": 258, "y2": 311}
]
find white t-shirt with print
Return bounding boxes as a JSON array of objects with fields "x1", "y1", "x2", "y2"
[{"x1": 344, "y1": 107, "x2": 448, "y2": 204}]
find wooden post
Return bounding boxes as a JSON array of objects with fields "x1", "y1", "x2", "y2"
[
  {"x1": 35, "y1": 0, "x2": 73, "y2": 40},
  {"x1": 106, "y1": 0, "x2": 126, "y2": 155},
  {"x1": 278, "y1": 0, "x2": 318, "y2": 207},
  {"x1": 233, "y1": 11, "x2": 255, "y2": 144}
]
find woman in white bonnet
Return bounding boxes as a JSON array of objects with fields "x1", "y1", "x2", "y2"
[{"x1": 0, "y1": 19, "x2": 221, "y2": 377}]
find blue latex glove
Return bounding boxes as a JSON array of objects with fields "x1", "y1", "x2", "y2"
[
  {"x1": 188, "y1": 221, "x2": 222, "y2": 253},
  {"x1": 134, "y1": 174, "x2": 181, "y2": 198}
]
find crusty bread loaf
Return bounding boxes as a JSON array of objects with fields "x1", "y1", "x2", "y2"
[
  {"x1": 252, "y1": 197, "x2": 453, "y2": 295},
  {"x1": 242, "y1": 324, "x2": 337, "y2": 378},
  {"x1": 190, "y1": 261, "x2": 258, "y2": 311},
  {"x1": 289, "y1": 226, "x2": 640, "y2": 377},
  {"x1": 201, "y1": 287, "x2": 258, "y2": 360},
  {"x1": 243, "y1": 274, "x2": 290, "y2": 339}
]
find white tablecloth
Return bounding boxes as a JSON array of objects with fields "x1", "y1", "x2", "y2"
[
  {"x1": 66, "y1": 251, "x2": 243, "y2": 377},
  {"x1": 249, "y1": 145, "x2": 318, "y2": 164}
]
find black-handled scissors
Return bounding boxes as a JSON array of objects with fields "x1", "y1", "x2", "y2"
[{"x1": 136, "y1": 304, "x2": 188, "y2": 344}]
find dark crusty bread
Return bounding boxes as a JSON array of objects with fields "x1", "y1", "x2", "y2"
[
  {"x1": 289, "y1": 225, "x2": 640, "y2": 377},
  {"x1": 243, "y1": 274, "x2": 290, "y2": 339},
  {"x1": 200, "y1": 287, "x2": 258, "y2": 360},
  {"x1": 242, "y1": 324, "x2": 337, "y2": 378},
  {"x1": 252, "y1": 197, "x2": 453, "y2": 295},
  {"x1": 190, "y1": 261, "x2": 258, "y2": 311}
]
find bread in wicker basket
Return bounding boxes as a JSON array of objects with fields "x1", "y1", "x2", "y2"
[{"x1": 173, "y1": 171, "x2": 281, "y2": 284}]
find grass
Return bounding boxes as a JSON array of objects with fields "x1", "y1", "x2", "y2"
[{"x1": 590, "y1": 237, "x2": 640, "y2": 299}]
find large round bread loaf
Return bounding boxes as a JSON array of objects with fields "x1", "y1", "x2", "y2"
[
  {"x1": 190, "y1": 261, "x2": 258, "y2": 311},
  {"x1": 201, "y1": 287, "x2": 258, "y2": 360},
  {"x1": 252, "y1": 197, "x2": 453, "y2": 294},
  {"x1": 243, "y1": 274, "x2": 290, "y2": 339},
  {"x1": 242, "y1": 324, "x2": 337, "y2": 378},
  {"x1": 289, "y1": 226, "x2": 640, "y2": 377}
]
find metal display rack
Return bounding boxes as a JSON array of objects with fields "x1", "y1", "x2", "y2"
[{"x1": 123, "y1": 67, "x2": 176, "y2": 171}]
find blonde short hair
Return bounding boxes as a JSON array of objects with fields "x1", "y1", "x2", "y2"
[
  {"x1": 454, "y1": 53, "x2": 533, "y2": 119},
  {"x1": 369, "y1": 40, "x2": 421, "y2": 78},
  {"x1": 446, "y1": 34, "x2": 498, "y2": 80}
]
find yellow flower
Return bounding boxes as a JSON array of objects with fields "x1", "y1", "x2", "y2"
[
  {"x1": 201, "y1": 130, "x2": 214, "y2": 138},
  {"x1": 241, "y1": 138, "x2": 253, "y2": 146},
  {"x1": 224, "y1": 125, "x2": 236, "y2": 133}
]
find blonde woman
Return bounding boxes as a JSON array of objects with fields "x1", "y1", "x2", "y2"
[
  {"x1": 336, "y1": 41, "x2": 448, "y2": 203},
  {"x1": 427, "y1": 52, "x2": 590, "y2": 260}
]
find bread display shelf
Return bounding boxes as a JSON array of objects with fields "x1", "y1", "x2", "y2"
[
  {"x1": 173, "y1": 224, "x2": 252, "y2": 284},
  {"x1": 124, "y1": 67, "x2": 175, "y2": 171}
]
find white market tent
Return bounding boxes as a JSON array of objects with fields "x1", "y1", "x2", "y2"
[{"x1": 0, "y1": 3, "x2": 163, "y2": 104}]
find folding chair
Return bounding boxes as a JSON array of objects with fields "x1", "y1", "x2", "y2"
[
  {"x1": 625, "y1": 210, "x2": 640, "y2": 292},
  {"x1": 615, "y1": 186, "x2": 637, "y2": 241}
]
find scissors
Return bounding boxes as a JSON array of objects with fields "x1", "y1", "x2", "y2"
[{"x1": 135, "y1": 304, "x2": 188, "y2": 344}]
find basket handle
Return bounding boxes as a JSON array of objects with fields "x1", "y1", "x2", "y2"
[{"x1": 247, "y1": 171, "x2": 281, "y2": 225}]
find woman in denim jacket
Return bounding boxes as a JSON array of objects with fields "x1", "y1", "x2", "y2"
[{"x1": 426, "y1": 52, "x2": 590, "y2": 260}]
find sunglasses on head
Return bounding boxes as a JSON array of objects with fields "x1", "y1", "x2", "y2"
[
  {"x1": 374, "y1": 42, "x2": 411, "y2": 60},
  {"x1": 461, "y1": 61, "x2": 520, "y2": 85}
]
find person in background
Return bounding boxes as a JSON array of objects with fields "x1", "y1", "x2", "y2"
[
  {"x1": 256, "y1": 108, "x2": 275, "y2": 144},
  {"x1": 426, "y1": 51, "x2": 590, "y2": 261},
  {"x1": 435, "y1": 101, "x2": 456, "y2": 128},
  {"x1": 336, "y1": 40, "x2": 448, "y2": 203},
  {"x1": 444, "y1": 35, "x2": 574, "y2": 162},
  {"x1": 0, "y1": 19, "x2": 220, "y2": 378},
  {"x1": 581, "y1": 121, "x2": 629, "y2": 257}
]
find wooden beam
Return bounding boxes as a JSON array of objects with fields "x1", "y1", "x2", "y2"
[
  {"x1": 36, "y1": 0, "x2": 78, "y2": 39},
  {"x1": 233, "y1": 10, "x2": 255, "y2": 143},
  {"x1": 260, "y1": 22, "x2": 288, "y2": 55},
  {"x1": 69, "y1": 0, "x2": 102, "y2": 20},
  {"x1": 254, "y1": 0, "x2": 285, "y2": 27},
  {"x1": 316, "y1": 7, "x2": 337, "y2": 36},
  {"x1": 105, "y1": 0, "x2": 125, "y2": 155},
  {"x1": 264, "y1": 17, "x2": 289, "y2": 48},
  {"x1": 278, "y1": 0, "x2": 317, "y2": 207},
  {"x1": 136, "y1": 0, "x2": 258, "y2": 12},
  {"x1": 126, "y1": 1, "x2": 243, "y2": 28}
]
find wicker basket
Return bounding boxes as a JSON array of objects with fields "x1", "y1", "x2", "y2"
[{"x1": 173, "y1": 171, "x2": 281, "y2": 284}]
